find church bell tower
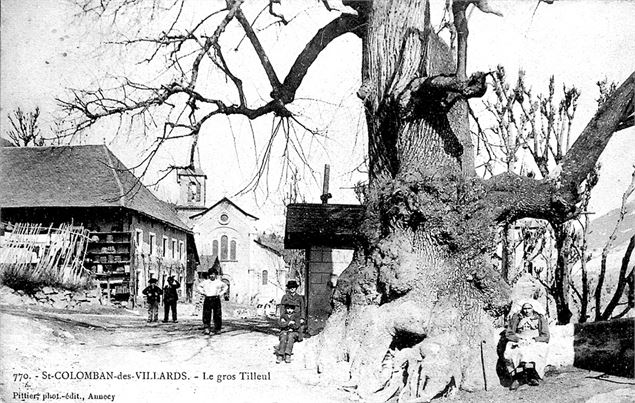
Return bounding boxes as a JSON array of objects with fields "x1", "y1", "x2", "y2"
[{"x1": 176, "y1": 166, "x2": 207, "y2": 216}]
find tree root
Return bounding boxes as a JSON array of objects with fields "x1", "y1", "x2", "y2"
[{"x1": 302, "y1": 296, "x2": 502, "y2": 402}]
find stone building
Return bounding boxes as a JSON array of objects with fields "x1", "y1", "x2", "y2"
[
  {"x1": 175, "y1": 169, "x2": 287, "y2": 304},
  {"x1": 0, "y1": 144, "x2": 198, "y2": 304}
]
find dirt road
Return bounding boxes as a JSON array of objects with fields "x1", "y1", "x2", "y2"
[
  {"x1": 1, "y1": 304, "x2": 633, "y2": 403},
  {"x1": 0, "y1": 304, "x2": 352, "y2": 403}
]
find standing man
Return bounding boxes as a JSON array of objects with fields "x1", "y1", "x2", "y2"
[
  {"x1": 163, "y1": 275, "x2": 180, "y2": 323},
  {"x1": 142, "y1": 278, "x2": 161, "y2": 323},
  {"x1": 197, "y1": 268, "x2": 228, "y2": 334}
]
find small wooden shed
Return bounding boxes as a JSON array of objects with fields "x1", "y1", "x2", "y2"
[{"x1": 284, "y1": 203, "x2": 364, "y2": 322}]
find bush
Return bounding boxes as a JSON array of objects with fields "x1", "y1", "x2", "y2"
[{"x1": 0, "y1": 264, "x2": 92, "y2": 294}]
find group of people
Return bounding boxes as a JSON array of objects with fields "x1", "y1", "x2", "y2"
[
  {"x1": 140, "y1": 269, "x2": 306, "y2": 364},
  {"x1": 141, "y1": 275, "x2": 181, "y2": 323},
  {"x1": 141, "y1": 268, "x2": 228, "y2": 331},
  {"x1": 275, "y1": 280, "x2": 305, "y2": 364},
  {"x1": 143, "y1": 268, "x2": 550, "y2": 383}
]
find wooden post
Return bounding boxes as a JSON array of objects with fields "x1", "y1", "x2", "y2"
[
  {"x1": 106, "y1": 275, "x2": 111, "y2": 303},
  {"x1": 304, "y1": 247, "x2": 311, "y2": 327},
  {"x1": 320, "y1": 164, "x2": 332, "y2": 204},
  {"x1": 130, "y1": 264, "x2": 136, "y2": 309}
]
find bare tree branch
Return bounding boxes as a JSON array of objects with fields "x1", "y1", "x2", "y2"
[
  {"x1": 596, "y1": 167, "x2": 635, "y2": 320},
  {"x1": 280, "y1": 14, "x2": 363, "y2": 103},
  {"x1": 560, "y1": 72, "x2": 635, "y2": 195},
  {"x1": 483, "y1": 72, "x2": 635, "y2": 224},
  {"x1": 6, "y1": 107, "x2": 45, "y2": 147}
]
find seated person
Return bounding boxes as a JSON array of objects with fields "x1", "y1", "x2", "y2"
[
  {"x1": 275, "y1": 301, "x2": 302, "y2": 364},
  {"x1": 504, "y1": 300, "x2": 550, "y2": 390}
]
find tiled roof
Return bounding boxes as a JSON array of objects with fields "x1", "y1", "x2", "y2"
[
  {"x1": 0, "y1": 145, "x2": 191, "y2": 233},
  {"x1": 253, "y1": 239, "x2": 283, "y2": 256},
  {"x1": 284, "y1": 203, "x2": 364, "y2": 249}
]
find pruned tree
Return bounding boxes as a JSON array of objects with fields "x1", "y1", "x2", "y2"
[
  {"x1": 60, "y1": 0, "x2": 634, "y2": 399},
  {"x1": 593, "y1": 167, "x2": 635, "y2": 321},
  {"x1": 472, "y1": 67, "x2": 586, "y2": 324},
  {"x1": 6, "y1": 107, "x2": 46, "y2": 147}
]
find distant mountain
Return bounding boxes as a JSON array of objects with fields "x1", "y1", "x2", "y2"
[{"x1": 586, "y1": 199, "x2": 635, "y2": 252}]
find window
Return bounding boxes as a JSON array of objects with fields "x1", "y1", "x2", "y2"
[
  {"x1": 162, "y1": 236, "x2": 168, "y2": 258},
  {"x1": 262, "y1": 270, "x2": 268, "y2": 285},
  {"x1": 212, "y1": 240, "x2": 219, "y2": 258},
  {"x1": 188, "y1": 181, "x2": 201, "y2": 202},
  {"x1": 219, "y1": 213, "x2": 229, "y2": 225},
  {"x1": 220, "y1": 235, "x2": 228, "y2": 260},
  {"x1": 149, "y1": 233, "x2": 156, "y2": 255},
  {"x1": 171, "y1": 239, "x2": 176, "y2": 259},
  {"x1": 230, "y1": 240, "x2": 237, "y2": 260},
  {"x1": 135, "y1": 229, "x2": 143, "y2": 248},
  {"x1": 188, "y1": 182, "x2": 197, "y2": 202},
  {"x1": 179, "y1": 241, "x2": 184, "y2": 261}
]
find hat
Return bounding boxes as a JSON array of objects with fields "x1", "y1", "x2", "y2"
[
  {"x1": 167, "y1": 275, "x2": 175, "y2": 281},
  {"x1": 284, "y1": 301, "x2": 299, "y2": 308},
  {"x1": 512, "y1": 298, "x2": 546, "y2": 316},
  {"x1": 149, "y1": 278, "x2": 158, "y2": 283},
  {"x1": 286, "y1": 280, "x2": 299, "y2": 289},
  {"x1": 209, "y1": 268, "x2": 219, "y2": 275}
]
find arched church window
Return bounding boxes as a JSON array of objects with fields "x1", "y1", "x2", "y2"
[
  {"x1": 262, "y1": 270, "x2": 268, "y2": 285},
  {"x1": 188, "y1": 182, "x2": 197, "y2": 202},
  {"x1": 230, "y1": 240, "x2": 236, "y2": 260},
  {"x1": 212, "y1": 240, "x2": 219, "y2": 258},
  {"x1": 220, "y1": 235, "x2": 228, "y2": 260}
]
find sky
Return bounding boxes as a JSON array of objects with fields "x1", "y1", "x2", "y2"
[{"x1": 1, "y1": 0, "x2": 634, "y2": 232}]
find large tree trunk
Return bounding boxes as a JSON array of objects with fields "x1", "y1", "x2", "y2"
[
  {"x1": 297, "y1": 1, "x2": 633, "y2": 401},
  {"x1": 307, "y1": 1, "x2": 509, "y2": 400}
]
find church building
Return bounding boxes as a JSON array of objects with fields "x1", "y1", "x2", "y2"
[{"x1": 174, "y1": 168, "x2": 287, "y2": 304}]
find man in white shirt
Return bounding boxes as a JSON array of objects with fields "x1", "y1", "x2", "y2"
[{"x1": 197, "y1": 268, "x2": 228, "y2": 334}]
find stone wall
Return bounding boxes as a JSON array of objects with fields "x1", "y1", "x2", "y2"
[
  {"x1": 0, "y1": 285, "x2": 112, "y2": 309},
  {"x1": 574, "y1": 318, "x2": 634, "y2": 377},
  {"x1": 307, "y1": 247, "x2": 353, "y2": 320}
]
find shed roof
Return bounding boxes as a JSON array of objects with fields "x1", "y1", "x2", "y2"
[
  {"x1": 0, "y1": 145, "x2": 191, "y2": 233},
  {"x1": 284, "y1": 203, "x2": 364, "y2": 249}
]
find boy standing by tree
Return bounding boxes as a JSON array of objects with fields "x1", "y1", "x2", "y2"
[
  {"x1": 142, "y1": 278, "x2": 161, "y2": 323},
  {"x1": 275, "y1": 301, "x2": 303, "y2": 363}
]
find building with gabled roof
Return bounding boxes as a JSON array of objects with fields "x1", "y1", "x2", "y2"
[
  {"x1": 174, "y1": 170, "x2": 287, "y2": 304},
  {"x1": 0, "y1": 144, "x2": 199, "y2": 304}
]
